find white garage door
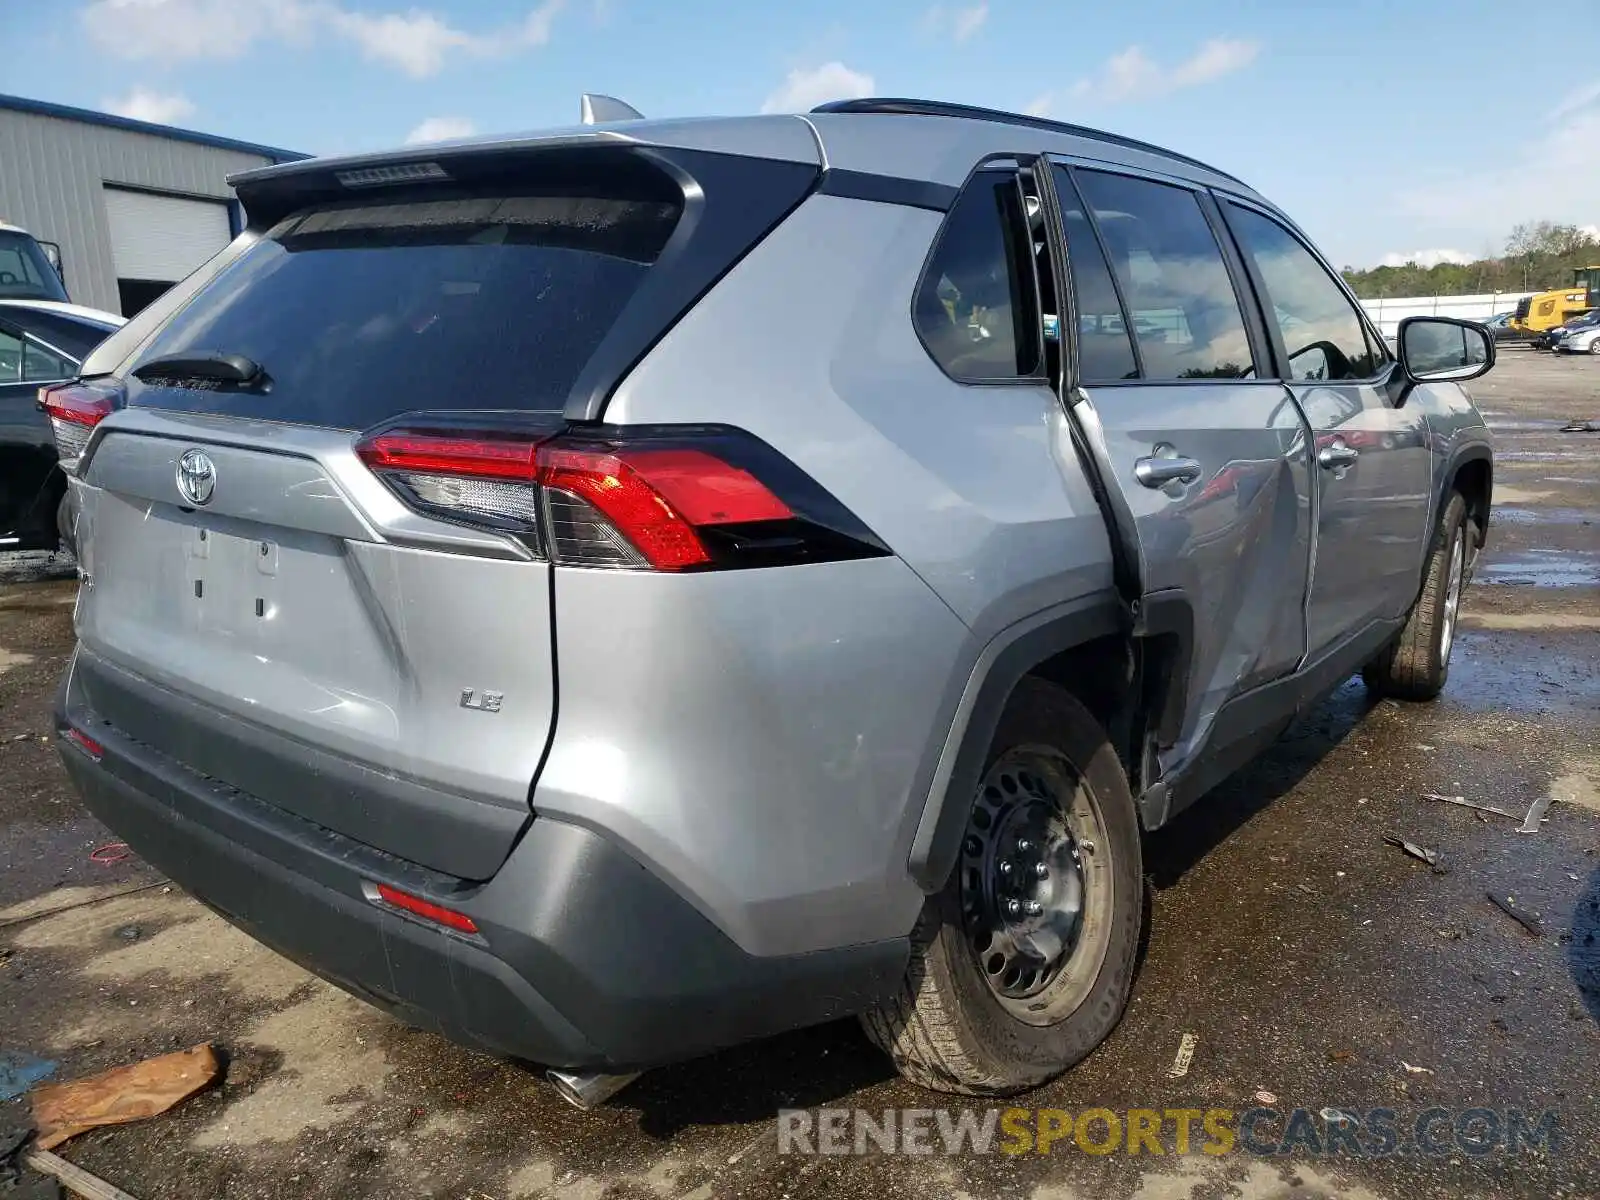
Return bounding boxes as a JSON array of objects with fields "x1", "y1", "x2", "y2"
[{"x1": 103, "y1": 186, "x2": 231, "y2": 282}]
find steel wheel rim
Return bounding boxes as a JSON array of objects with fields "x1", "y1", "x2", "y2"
[
  {"x1": 1440, "y1": 529, "x2": 1466, "y2": 663},
  {"x1": 960, "y1": 748, "x2": 1114, "y2": 1024}
]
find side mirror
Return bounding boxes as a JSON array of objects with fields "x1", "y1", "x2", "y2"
[{"x1": 1397, "y1": 316, "x2": 1494, "y2": 383}]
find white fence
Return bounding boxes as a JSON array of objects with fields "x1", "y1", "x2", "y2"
[{"x1": 1358, "y1": 292, "x2": 1535, "y2": 337}]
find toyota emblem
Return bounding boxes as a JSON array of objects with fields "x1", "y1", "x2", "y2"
[{"x1": 176, "y1": 449, "x2": 217, "y2": 506}]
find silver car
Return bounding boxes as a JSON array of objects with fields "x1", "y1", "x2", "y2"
[{"x1": 47, "y1": 97, "x2": 1495, "y2": 1102}]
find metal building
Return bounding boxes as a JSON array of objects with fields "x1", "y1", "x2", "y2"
[{"x1": 0, "y1": 93, "x2": 304, "y2": 316}]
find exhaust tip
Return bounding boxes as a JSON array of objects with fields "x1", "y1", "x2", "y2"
[{"x1": 546, "y1": 1069, "x2": 641, "y2": 1111}]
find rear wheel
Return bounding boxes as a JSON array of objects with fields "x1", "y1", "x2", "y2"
[
  {"x1": 1363, "y1": 491, "x2": 1468, "y2": 701},
  {"x1": 55, "y1": 492, "x2": 75, "y2": 555},
  {"x1": 861, "y1": 680, "x2": 1142, "y2": 1095}
]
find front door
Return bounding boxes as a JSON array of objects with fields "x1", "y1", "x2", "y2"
[
  {"x1": 1043, "y1": 163, "x2": 1314, "y2": 761},
  {"x1": 1218, "y1": 199, "x2": 1432, "y2": 660}
]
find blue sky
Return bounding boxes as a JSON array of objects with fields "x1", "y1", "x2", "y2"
[{"x1": 7, "y1": 0, "x2": 1599, "y2": 269}]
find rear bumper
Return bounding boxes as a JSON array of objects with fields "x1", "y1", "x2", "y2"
[{"x1": 56, "y1": 653, "x2": 906, "y2": 1071}]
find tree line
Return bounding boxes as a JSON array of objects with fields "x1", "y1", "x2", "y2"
[{"x1": 1341, "y1": 222, "x2": 1600, "y2": 300}]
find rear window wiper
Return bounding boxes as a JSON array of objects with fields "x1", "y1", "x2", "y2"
[{"x1": 132, "y1": 352, "x2": 269, "y2": 391}]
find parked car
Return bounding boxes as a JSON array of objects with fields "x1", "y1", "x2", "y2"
[
  {"x1": 1484, "y1": 311, "x2": 1530, "y2": 343},
  {"x1": 49, "y1": 97, "x2": 1495, "y2": 1104},
  {"x1": 0, "y1": 222, "x2": 69, "y2": 304},
  {"x1": 1553, "y1": 313, "x2": 1600, "y2": 354},
  {"x1": 0, "y1": 299, "x2": 121, "y2": 552},
  {"x1": 1532, "y1": 312, "x2": 1596, "y2": 350}
]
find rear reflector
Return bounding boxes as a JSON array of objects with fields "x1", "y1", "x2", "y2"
[
  {"x1": 373, "y1": 883, "x2": 480, "y2": 934},
  {"x1": 356, "y1": 422, "x2": 889, "y2": 572},
  {"x1": 62, "y1": 727, "x2": 105, "y2": 760},
  {"x1": 39, "y1": 380, "x2": 123, "y2": 465}
]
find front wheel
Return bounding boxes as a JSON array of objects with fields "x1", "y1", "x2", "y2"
[
  {"x1": 1363, "y1": 492, "x2": 1469, "y2": 701},
  {"x1": 861, "y1": 680, "x2": 1142, "y2": 1095}
]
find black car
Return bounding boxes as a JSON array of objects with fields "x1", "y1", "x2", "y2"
[
  {"x1": 1484, "y1": 311, "x2": 1530, "y2": 343},
  {"x1": 1, "y1": 300, "x2": 121, "y2": 552}
]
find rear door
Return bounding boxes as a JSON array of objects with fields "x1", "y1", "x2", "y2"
[
  {"x1": 1217, "y1": 198, "x2": 1431, "y2": 659},
  {"x1": 1043, "y1": 163, "x2": 1314, "y2": 762}
]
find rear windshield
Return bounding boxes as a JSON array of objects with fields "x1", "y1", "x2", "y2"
[
  {"x1": 0, "y1": 231, "x2": 69, "y2": 303},
  {"x1": 126, "y1": 190, "x2": 682, "y2": 427}
]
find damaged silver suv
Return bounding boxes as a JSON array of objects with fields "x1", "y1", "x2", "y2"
[{"x1": 49, "y1": 97, "x2": 1494, "y2": 1104}]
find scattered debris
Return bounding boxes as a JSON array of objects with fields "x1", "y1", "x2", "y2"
[
  {"x1": 88, "y1": 844, "x2": 130, "y2": 866},
  {"x1": 1485, "y1": 892, "x2": 1544, "y2": 938},
  {"x1": 1295, "y1": 883, "x2": 1315, "y2": 895},
  {"x1": 23, "y1": 1150, "x2": 139, "y2": 1200},
  {"x1": 1400, "y1": 1061, "x2": 1435, "y2": 1076},
  {"x1": 1570, "y1": 873, "x2": 1581, "y2": 883},
  {"x1": 1384, "y1": 835, "x2": 1447, "y2": 874},
  {"x1": 1329, "y1": 1049, "x2": 1357, "y2": 1064},
  {"x1": 1167, "y1": 1033, "x2": 1198, "y2": 1079},
  {"x1": 31, "y1": 1044, "x2": 219, "y2": 1150},
  {"x1": 1414, "y1": 743, "x2": 1436, "y2": 752},
  {"x1": 113, "y1": 925, "x2": 141, "y2": 943},
  {"x1": 1420, "y1": 792, "x2": 1521, "y2": 821},
  {"x1": 1254, "y1": 1090, "x2": 1278, "y2": 1105},
  {"x1": 0, "y1": 1051, "x2": 58, "y2": 1104},
  {"x1": 1518, "y1": 794, "x2": 1553, "y2": 835},
  {"x1": 1320, "y1": 1107, "x2": 1357, "y2": 1127},
  {"x1": 1559, "y1": 418, "x2": 1599, "y2": 433}
]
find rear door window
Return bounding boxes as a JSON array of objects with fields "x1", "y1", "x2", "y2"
[
  {"x1": 1051, "y1": 166, "x2": 1137, "y2": 381},
  {"x1": 1074, "y1": 171, "x2": 1256, "y2": 381},
  {"x1": 127, "y1": 191, "x2": 682, "y2": 427}
]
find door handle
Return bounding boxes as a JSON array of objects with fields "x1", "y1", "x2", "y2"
[
  {"x1": 1134, "y1": 455, "x2": 1203, "y2": 488},
  {"x1": 1317, "y1": 441, "x2": 1360, "y2": 470}
]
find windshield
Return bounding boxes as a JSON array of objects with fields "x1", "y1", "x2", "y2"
[{"x1": 0, "y1": 231, "x2": 68, "y2": 302}]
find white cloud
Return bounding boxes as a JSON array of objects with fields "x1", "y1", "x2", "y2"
[
  {"x1": 1023, "y1": 92, "x2": 1053, "y2": 118},
  {"x1": 1549, "y1": 80, "x2": 1600, "y2": 122},
  {"x1": 81, "y1": 0, "x2": 563, "y2": 77},
  {"x1": 1393, "y1": 105, "x2": 1600, "y2": 250},
  {"x1": 1050, "y1": 36, "x2": 1261, "y2": 108},
  {"x1": 103, "y1": 87, "x2": 196, "y2": 125},
  {"x1": 405, "y1": 116, "x2": 478, "y2": 144},
  {"x1": 922, "y1": 3, "x2": 988, "y2": 43},
  {"x1": 326, "y1": 9, "x2": 481, "y2": 77},
  {"x1": 761, "y1": 61, "x2": 875, "y2": 114},
  {"x1": 1379, "y1": 248, "x2": 1473, "y2": 269}
]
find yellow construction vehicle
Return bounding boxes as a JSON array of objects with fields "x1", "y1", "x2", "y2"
[{"x1": 1510, "y1": 265, "x2": 1600, "y2": 334}]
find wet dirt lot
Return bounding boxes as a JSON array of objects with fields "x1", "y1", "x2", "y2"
[{"x1": 1, "y1": 349, "x2": 1596, "y2": 1200}]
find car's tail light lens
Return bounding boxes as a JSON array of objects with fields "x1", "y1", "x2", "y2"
[
  {"x1": 356, "y1": 422, "x2": 888, "y2": 571},
  {"x1": 38, "y1": 380, "x2": 123, "y2": 465},
  {"x1": 371, "y1": 883, "x2": 479, "y2": 934}
]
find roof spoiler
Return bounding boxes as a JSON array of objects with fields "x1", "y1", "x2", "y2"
[{"x1": 581, "y1": 94, "x2": 644, "y2": 124}]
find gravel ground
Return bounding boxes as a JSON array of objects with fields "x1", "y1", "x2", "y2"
[{"x1": 1, "y1": 347, "x2": 1596, "y2": 1200}]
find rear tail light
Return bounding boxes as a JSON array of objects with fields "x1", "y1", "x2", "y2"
[
  {"x1": 356, "y1": 422, "x2": 888, "y2": 572},
  {"x1": 39, "y1": 380, "x2": 122, "y2": 466}
]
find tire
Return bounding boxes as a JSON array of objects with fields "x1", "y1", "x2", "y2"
[
  {"x1": 55, "y1": 492, "x2": 75, "y2": 555},
  {"x1": 861, "y1": 679, "x2": 1142, "y2": 1095},
  {"x1": 1588, "y1": 340, "x2": 1600, "y2": 356},
  {"x1": 1362, "y1": 491, "x2": 1469, "y2": 701}
]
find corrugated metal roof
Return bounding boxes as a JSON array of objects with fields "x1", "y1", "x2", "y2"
[{"x1": 0, "y1": 93, "x2": 307, "y2": 163}]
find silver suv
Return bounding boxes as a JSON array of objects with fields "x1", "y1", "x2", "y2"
[{"x1": 49, "y1": 98, "x2": 1494, "y2": 1103}]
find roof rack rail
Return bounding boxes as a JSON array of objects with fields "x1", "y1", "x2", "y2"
[{"x1": 809, "y1": 98, "x2": 1244, "y2": 186}]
